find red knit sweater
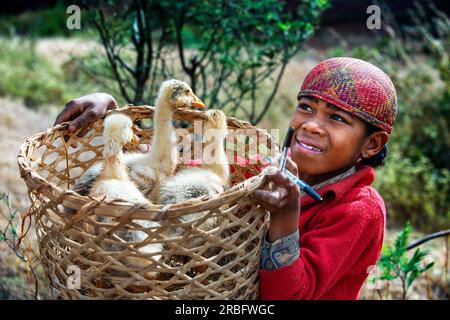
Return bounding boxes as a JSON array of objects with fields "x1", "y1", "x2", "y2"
[{"x1": 259, "y1": 165, "x2": 386, "y2": 300}]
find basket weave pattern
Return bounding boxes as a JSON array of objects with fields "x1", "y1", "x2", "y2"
[{"x1": 17, "y1": 106, "x2": 278, "y2": 299}]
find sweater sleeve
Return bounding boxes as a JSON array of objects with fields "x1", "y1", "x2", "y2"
[
  {"x1": 260, "y1": 230, "x2": 300, "y2": 270},
  {"x1": 259, "y1": 194, "x2": 384, "y2": 300}
]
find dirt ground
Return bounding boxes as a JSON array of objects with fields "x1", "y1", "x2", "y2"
[
  {"x1": 0, "y1": 97, "x2": 56, "y2": 299},
  {"x1": 0, "y1": 98, "x2": 55, "y2": 203}
]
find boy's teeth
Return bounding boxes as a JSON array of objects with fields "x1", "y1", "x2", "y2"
[{"x1": 300, "y1": 142, "x2": 322, "y2": 152}]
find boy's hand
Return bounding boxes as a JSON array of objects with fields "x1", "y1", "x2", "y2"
[
  {"x1": 253, "y1": 158, "x2": 300, "y2": 242},
  {"x1": 55, "y1": 93, "x2": 151, "y2": 152},
  {"x1": 54, "y1": 93, "x2": 118, "y2": 137}
]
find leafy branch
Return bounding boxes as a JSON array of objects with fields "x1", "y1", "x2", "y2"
[
  {"x1": 373, "y1": 222, "x2": 436, "y2": 299},
  {"x1": 80, "y1": 0, "x2": 330, "y2": 124}
]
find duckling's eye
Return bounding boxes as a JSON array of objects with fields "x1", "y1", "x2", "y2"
[
  {"x1": 297, "y1": 103, "x2": 312, "y2": 112},
  {"x1": 185, "y1": 90, "x2": 190, "y2": 95}
]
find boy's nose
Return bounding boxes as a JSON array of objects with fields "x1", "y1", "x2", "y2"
[{"x1": 301, "y1": 120, "x2": 324, "y2": 136}]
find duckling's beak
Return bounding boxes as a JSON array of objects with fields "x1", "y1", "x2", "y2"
[
  {"x1": 191, "y1": 94, "x2": 205, "y2": 109},
  {"x1": 131, "y1": 134, "x2": 140, "y2": 145}
]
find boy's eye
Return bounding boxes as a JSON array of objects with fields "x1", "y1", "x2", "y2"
[
  {"x1": 297, "y1": 103, "x2": 312, "y2": 111},
  {"x1": 330, "y1": 114, "x2": 346, "y2": 123}
]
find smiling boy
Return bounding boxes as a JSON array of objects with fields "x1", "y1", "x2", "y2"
[{"x1": 254, "y1": 57, "x2": 397, "y2": 300}]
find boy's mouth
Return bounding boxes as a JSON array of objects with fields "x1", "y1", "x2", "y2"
[{"x1": 295, "y1": 137, "x2": 324, "y2": 154}]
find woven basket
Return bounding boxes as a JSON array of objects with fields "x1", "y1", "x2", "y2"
[{"x1": 17, "y1": 105, "x2": 279, "y2": 300}]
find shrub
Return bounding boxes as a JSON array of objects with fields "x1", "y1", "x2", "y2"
[
  {"x1": 0, "y1": 37, "x2": 110, "y2": 108},
  {"x1": 370, "y1": 222, "x2": 435, "y2": 300},
  {"x1": 81, "y1": 0, "x2": 330, "y2": 124},
  {"x1": 0, "y1": 38, "x2": 68, "y2": 108}
]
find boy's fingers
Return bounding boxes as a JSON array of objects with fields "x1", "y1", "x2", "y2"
[
  {"x1": 77, "y1": 127, "x2": 92, "y2": 138},
  {"x1": 69, "y1": 107, "x2": 102, "y2": 133},
  {"x1": 258, "y1": 202, "x2": 282, "y2": 213},
  {"x1": 265, "y1": 166, "x2": 295, "y2": 189},
  {"x1": 253, "y1": 195, "x2": 280, "y2": 212},
  {"x1": 106, "y1": 97, "x2": 118, "y2": 110},
  {"x1": 254, "y1": 189, "x2": 288, "y2": 206},
  {"x1": 55, "y1": 99, "x2": 90, "y2": 126},
  {"x1": 253, "y1": 191, "x2": 290, "y2": 213}
]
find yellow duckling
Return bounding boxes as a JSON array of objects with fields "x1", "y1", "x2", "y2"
[
  {"x1": 125, "y1": 79, "x2": 205, "y2": 198},
  {"x1": 158, "y1": 110, "x2": 230, "y2": 248},
  {"x1": 88, "y1": 113, "x2": 163, "y2": 279}
]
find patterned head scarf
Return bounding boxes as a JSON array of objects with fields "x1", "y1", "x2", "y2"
[{"x1": 298, "y1": 57, "x2": 398, "y2": 133}]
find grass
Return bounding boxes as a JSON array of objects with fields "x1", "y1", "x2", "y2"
[{"x1": 0, "y1": 37, "x2": 112, "y2": 109}]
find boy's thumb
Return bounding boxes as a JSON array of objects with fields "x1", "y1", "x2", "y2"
[
  {"x1": 264, "y1": 166, "x2": 279, "y2": 176},
  {"x1": 271, "y1": 188, "x2": 288, "y2": 202}
]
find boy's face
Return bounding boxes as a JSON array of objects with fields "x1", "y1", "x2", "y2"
[{"x1": 288, "y1": 96, "x2": 369, "y2": 185}]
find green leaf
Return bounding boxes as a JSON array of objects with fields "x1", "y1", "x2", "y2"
[
  {"x1": 394, "y1": 222, "x2": 412, "y2": 253},
  {"x1": 406, "y1": 270, "x2": 419, "y2": 288},
  {"x1": 421, "y1": 262, "x2": 435, "y2": 273}
]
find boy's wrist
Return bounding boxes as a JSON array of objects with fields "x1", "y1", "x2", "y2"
[
  {"x1": 267, "y1": 207, "x2": 299, "y2": 242},
  {"x1": 268, "y1": 223, "x2": 299, "y2": 242},
  {"x1": 260, "y1": 229, "x2": 300, "y2": 270}
]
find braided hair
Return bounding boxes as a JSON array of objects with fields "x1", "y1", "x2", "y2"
[{"x1": 360, "y1": 124, "x2": 388, "y2": 168}]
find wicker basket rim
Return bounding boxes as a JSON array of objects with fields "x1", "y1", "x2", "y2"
[{"x1": 17, "y1": 105, "x2": 277, "y2": 220}]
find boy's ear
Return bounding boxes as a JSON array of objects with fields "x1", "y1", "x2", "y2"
[{"x1": 361, "y1": 131, "x2": 389, "y2": 159}]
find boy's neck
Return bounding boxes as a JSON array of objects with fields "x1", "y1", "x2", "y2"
[{"x1": 300, "y1": 165, "x2": 356, "y2": 187}]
